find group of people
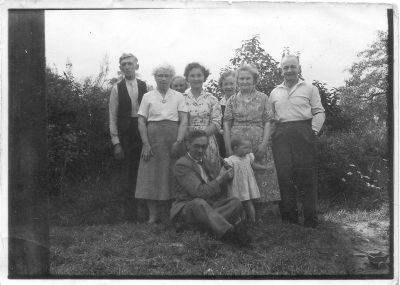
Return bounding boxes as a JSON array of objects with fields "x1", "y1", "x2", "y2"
[{"x1": 109, "y1": 52, "x2": 325, "y2": 246}]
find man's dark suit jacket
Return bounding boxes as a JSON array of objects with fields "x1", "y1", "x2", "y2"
[{"x1": 170, "y1": 153, "x2": 223, "y2": 221}]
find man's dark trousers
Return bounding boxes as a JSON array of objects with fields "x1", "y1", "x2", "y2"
[
  {"x1": 119, "y1": 117, "x2": 142, "y2": 221},
  {"x1": 272, "y1": 120, "x2": 318, "y2": 226}
]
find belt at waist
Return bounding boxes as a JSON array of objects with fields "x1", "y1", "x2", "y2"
[
  {"x1": 276, "y1": 119, "x2": 311, "y2": 127},
  {"x1": 147, "y1": 120, "x2": 178, "y2": 124}
]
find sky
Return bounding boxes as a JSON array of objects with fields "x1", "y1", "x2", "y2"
[{"x1": 45, "y1": 2, "x2": 389, "y2": 89}]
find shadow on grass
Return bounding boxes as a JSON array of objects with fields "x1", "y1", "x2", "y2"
[{"x1": 49, "y1": 174, "x2": 127, "y2": 226}]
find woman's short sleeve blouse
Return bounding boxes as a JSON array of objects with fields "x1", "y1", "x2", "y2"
[{"x1": 138, "y1": 89, "x2": 188, "y2": 121}]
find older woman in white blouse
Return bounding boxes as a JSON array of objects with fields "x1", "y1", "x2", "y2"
[{"x1": 135, "y1": 63, "x2": 188, "y2": 223}]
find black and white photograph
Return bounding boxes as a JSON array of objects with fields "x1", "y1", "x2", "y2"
[{"x1": 2, "y1": 0, "x2": 397, "y2": 281}]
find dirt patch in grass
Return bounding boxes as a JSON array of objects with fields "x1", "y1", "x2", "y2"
[{"x1": 323, "y1": 205, "x2": 390, "y2": 276}]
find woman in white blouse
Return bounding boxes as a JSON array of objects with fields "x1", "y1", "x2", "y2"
[
  {"x1": 135, "y1": 63, "x2": 188, "y2": 223},
  {"x1": 183, "y1": 62, "x2": 222, "y2": 177}
]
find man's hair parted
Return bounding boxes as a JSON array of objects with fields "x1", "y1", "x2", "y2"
[
  {"x1": 119, "y1": 53, "x2": 138, "y2": 64},
  {"x1": 185, "y1": 129, "x2": 208, "y2": 144}
]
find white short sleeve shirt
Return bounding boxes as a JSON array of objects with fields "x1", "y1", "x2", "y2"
[
  {"x1": 269, "y1": 80, "x2": 325, "y2": 122},
  {"x1": 138, "y1": 88, "x2": 188, "y2": 121}
]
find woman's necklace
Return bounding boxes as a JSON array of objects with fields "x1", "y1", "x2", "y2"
[{"x1": 158, "y1": 88, "x2": 167, "y2": 103}]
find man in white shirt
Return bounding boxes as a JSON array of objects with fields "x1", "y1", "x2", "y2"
[
  {"x1": 109, "y1": 53, "x2": 149, "y2": 221},
  {"x1": 269, "y1": 54, "x2": 325, "y2": 228}
]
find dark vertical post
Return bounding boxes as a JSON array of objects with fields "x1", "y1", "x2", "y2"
[
  {"x1": 9, "y1": 10, "x2": 49, "y2": 276},
  {"x1": 386, "y1": 8, "x2": 394, "y2": 279}
]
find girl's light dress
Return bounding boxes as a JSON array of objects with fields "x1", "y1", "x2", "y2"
[{"x1": 224, "y1": 153, "x2": 261, "y2": 201}]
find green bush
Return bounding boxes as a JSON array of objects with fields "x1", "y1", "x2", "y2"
[
  {"x1": 317, "y1": 125, "x2": 389, "y2": 210},
  {"x1": 47, "y1": 67, "x2": 113, "y2": 194},
  {"x1": 315, "y1": 31, "x2": 390, "y2": 211},
  {"x1": 312, "y1": 81, "x2": 352, "y2": 132}
]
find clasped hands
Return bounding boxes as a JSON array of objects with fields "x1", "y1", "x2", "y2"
[{"x1": 216, "y1": 165, "x2": 233, "y2": 184}]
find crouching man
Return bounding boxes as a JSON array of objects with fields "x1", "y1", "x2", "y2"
[{"x1": 170, "y1": 130, "x2": 250, "y2": 246}]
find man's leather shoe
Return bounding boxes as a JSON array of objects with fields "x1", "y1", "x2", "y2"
[
  {"x1": 221, "y1": 219, "x2": 252, "y2": 246},
  {"x1": 232, "y1": 219, "x2": 251, "y2": 246}
]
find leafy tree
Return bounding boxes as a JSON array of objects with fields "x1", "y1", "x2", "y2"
[
  {"x1": 204, "y1": 79, "x2": 220, "y2": 99},
  {"x1": 205, "y1": 35, "x2": 281, "y2": 98},
  {"x1": 312, "y1": 81, "x2": 351, "y2": 132},
  {"x1": 340, "y1": 31, "x2": 388, "y2": 127},
  {"x1": 316, "y1": 31, "x2": 390, "y2": 208},
  {"x1": 230, "y1": 35, "x2": 282, "y2": 95}
]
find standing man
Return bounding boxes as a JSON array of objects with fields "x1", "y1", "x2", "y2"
[
  {"x1": 109, "y1": 53, "x2": 150, "y2": 221},
  {"x1": 269, "y1": 54, "x2": 325, "y2": 228}
]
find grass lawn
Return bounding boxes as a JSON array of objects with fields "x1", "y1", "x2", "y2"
[{"x1": 50, "y1": 204, "x2": 390, "y2": 277}]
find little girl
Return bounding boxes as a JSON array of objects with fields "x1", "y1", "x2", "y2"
[{"x1": 224, "y1": 137, "x2": 267, "y2": 223}]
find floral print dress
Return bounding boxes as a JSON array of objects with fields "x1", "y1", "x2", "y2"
[
  {"x1": 224, "y1": 90, "x2": 280, "y2": 202},
  {"x1": 184, "y1": 90, "x2": 222, "y2": 177}
]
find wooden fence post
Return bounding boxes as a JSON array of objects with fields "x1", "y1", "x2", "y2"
[{"x1": 9, "y1": 10, "x2": 49, "y2": 276}]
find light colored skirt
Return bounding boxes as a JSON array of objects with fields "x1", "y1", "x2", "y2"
[
  {"x1": 231, "y1": 125, "x2": 280, "y2": 202},
  {"x1": 188, "y1": 125, "x2": 221, "y2": 178},
  {"x1": 135, "y1": 121, "x2": 178, "y2": 201}
]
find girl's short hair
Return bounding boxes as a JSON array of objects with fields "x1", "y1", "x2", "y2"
[
  {"x1": 230, "y1": 136, "x2": 249, "y2": 150},
  {"x1": 183, "y1": 62, "x2": 210, "y2": 82}
]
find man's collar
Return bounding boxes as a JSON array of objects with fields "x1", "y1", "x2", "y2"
[
  {"x1": 125, "y1": 77, "x2": 136, "y2": 83},
  {"x1": 187, "y1": 152, "x2": 202, "y2": 164},
  {"x1": 277, "y1": 78, "x2": 304, "y2": 88}
]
